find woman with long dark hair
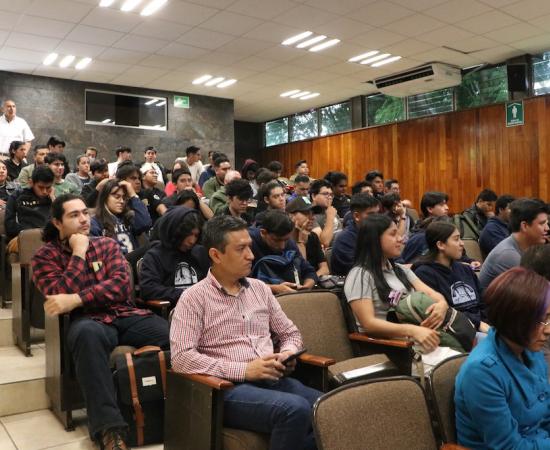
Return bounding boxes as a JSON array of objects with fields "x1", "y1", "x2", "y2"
[
  {"x1": 344, "y1": 214, "x2": 449, "y2": 351},
  {"x1": 413, "y1": 221, "x2": 489, "y2": 332},
  {"x1": 90, "y1": 179, "x2": 151, "y2": 255}
]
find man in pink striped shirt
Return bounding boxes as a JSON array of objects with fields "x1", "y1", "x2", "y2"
[{"x1": 170, "y1": 215, "x2": 321, "y2": 450}]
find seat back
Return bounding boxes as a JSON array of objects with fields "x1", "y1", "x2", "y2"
[
  {"x1": 277, "y1": 290, "x2": 354, "y2": 362},
  {"x1": 428, "y1": 354, "x2": 468, "y2": 443},
  {"x1": 462, "y1": 239, "x2": 483, "y2": 262},
  {"x1": 313, "y1": 377, "x2": 438, "y2": 450},
  {"x1": 18, "y1": 228, "x2": 44, "y2": 264},
  {"x1": 0, "y1": 208, "x2": 6, "y2": 236}
]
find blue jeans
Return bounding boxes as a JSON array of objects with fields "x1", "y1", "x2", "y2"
[{"x1": 223, "y1": 377, "x2": 322, "y2": 450}]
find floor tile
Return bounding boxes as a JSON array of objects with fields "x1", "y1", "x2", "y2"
[
  {"x1": 0, "y1": 346, "x2": 45, "y2": 384},
  {"x1": 0, "y1": 423, "x2": 16, "y2": 450}
]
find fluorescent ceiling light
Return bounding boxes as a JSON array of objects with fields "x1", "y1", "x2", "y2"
[
  {"x1": 75, "y1": 57, "x2": 92, "y2": 70},
  {"x1": 156, "y1": 100, "x2": 166, "y2": 106},
  {"x1": 296, "y1": 35, "x2": 326, "y2": 49},
  {"x1": 145, "y1": 98, "x2": 159, "y2": 105},
  {"x1": 371, "y1": 55, "x2": 402, "y2": 67},
  {"x1": 309, "y1": 39, "x2": 340, "y2": 52},
  {"x1": 349, "y1": 50, "x2": 378, "y2": 63},
  {"x1": 59, "y1": 55, "x2": 75, "y2": 68},
  {"x1": 121, "y1": 0, "x2": 142, "y2": 12},
  {"x1": 205, "y1": 76, "x2": 224, "y2": 86},
  {"x1": 280, "y1": 89, "x2": 300, "y2": 97},
  {"x1": 192, "y1": 74, "x2": 212, "y2": 85},
  {"x1": 290, "y1": 91, "x2": 310, "y2": 98},
  {"x1": 141, "y1": 0, "x2": 167, "y2": 16},
  {"x1": 281, "y1": 31, "x2": 313, "y2": 46},
  {"x1": 360, "y1": 53, "x2": 390, "y2": 65},
  {"x1": 99, "y1": 0, "x2": 115, "y2": 6},
  {"x1": 43, "y1": 53, "x2": 58, "y2": 65},
  {"x1": 217, "y1": 79, "x2": 237, "y2": 88},
  {"x1": 102, "y1": 118, "x2": 112, "y2": 123},
  {"x1": 300, "y1": 92, "x2": 320, "y2": 100}
]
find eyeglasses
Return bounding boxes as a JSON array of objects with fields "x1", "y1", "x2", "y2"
[
  {"x1": 539, "y1": 320, "x2": 550, "y2": 329},
  {"x1": 318, "y1": 192, "x2": 334, "y2": 197}
]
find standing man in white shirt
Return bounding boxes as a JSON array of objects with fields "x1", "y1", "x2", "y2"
[
  {"x1": 0, "y1": 99, "x2": 34, "y2": 159},
  {"x1": 183, "y1": 146, "x2": 204, "y2": 184},
  {"x1": 108, "y1": 146, "x2": 132, "y2": 177}
]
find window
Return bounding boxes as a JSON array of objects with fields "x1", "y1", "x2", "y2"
[
  {"x1": 456, "y1": 66, "x2": 508, "y2": 110},
  {"x1": 533, "y1": 52, "x2": 550, "y2": 96},
  {"x1": 85, "y1": 90, "x2": 167, "y2": 130},
  {"x1": 265, "y1": 118, "x2": 289, "y2": 147},
  {"x1": 366, "y1": 94, "x2": 405, "y2": 126},
  {"x1": 291, "y1": 111, "x2": 318, "y2": 142},
  {"x1": 320, "y1": 102, "x2": 351, "y2": 136},
  {"x1": 407, "y1": 88, "x2": 454, "y2": 119}
]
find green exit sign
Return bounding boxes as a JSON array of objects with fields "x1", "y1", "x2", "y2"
[
  {"x1": 174, "y1": 95, "x2": 190, "y2": 109},
  {"x1": 506, "y1": 101, "x2": 524, "y2": 127}
]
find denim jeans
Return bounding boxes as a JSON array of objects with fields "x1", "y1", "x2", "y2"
[
  {"x1": 223, "y1": 377, "x2": 322, "y2": 450},
  {"x1": 66, "y1": 315, "x2": 169, "y2": 439}
]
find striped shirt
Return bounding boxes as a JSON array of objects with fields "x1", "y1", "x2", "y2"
[{"x1": 170, "y1": 270, "x2": 302, "y2": 382}]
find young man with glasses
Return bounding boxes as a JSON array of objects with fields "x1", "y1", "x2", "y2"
[{"x1": 310, "y1": 179, "x2": 339, "y2": 248}]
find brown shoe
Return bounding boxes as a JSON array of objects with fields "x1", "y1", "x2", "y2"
[{"x1": 100, "y1": 429, "x2": 129, "y2": 450}]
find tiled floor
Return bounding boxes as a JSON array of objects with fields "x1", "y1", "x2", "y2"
[{"x1": 0, "y1": 409, "x2": 163, "y2": 450}]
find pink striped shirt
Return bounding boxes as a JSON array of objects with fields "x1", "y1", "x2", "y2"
[{"x1": 170, "y1": 270, "x2": 302, "y2": 382}]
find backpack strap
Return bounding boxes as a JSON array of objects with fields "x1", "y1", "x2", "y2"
[{"x1": 125, "y1": 353, "x2": 145, "y2": 447}]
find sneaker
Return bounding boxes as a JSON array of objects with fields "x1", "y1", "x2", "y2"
[{"x1": 100, "y1": 429, "x2": 129, "y2": 450}]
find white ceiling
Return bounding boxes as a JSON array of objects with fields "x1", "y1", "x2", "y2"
[{"x1": 1, "y1": 0, "x2": 550, "y2": 122}]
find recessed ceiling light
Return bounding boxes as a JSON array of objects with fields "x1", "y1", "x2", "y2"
[
  {"x1": 141, "y1": 0, "x2": 167, "y2": 16},
  {"x1": 300, "y1": 92, "x2": 320, "y2": 100},
  {"x1": 296, "y1": 35, "x2": 326, "y2": 49},
  {"x1": 371, "y1": 55, "x2": 402, "y2": 67},
  {"x1": 43, "y1": 53, "x2": 58, "y2": 66},
  {"x1": 102, "y1": 118, "x2": 112, "y2": 123},
  {"x1": 309, "y1": 38, "x2": 340, "y2": 52},
  {"x1": 192, "y1": 74, "x2": 212, "y2": 85},
  {"x1": 205, "y1": 77, "x2": 224, "y2": 86},
  {"x1": 217, "y1": 79, "x2": 237, "y2": 88},
  {"x1": 145, "y1": 98, "x2": 159, "y2": 105},
  {"x1": 290, "y1": 91, "x2": 310, "y2": 98},
  {"x1": 59, "y1": 55, "x2": 75, "y2": 68},
  {"x1": 281, "y1": 31, "x2": 313, "y2": 46},
  {"x1": 121, "y1": 0, "x2": 142, "y2": 12},
  {"x1": 75, "y1": 57, "x2": 92, "y2": 70},
  {"x1": 99, "y1": 0, "x2": 115, "y2": 6},
  {"x1": 156, "y1": 100, "x2": 166, "y2": 106},
  {"x1": 348, "y1": 51, "x2": 379, "y2": 63},
  {"x1": 360, "y1": 53, "x2": 390, "y2": 65},
  {"x1": 280, "y1": 89, "x2": 301, "y2": 97}
]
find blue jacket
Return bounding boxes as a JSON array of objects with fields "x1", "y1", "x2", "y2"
[
  {"x1": 330, "y1": 221, "x2": 357, "y2": 276},
  {"x1": 455, "y1": 328, "x2": 550, "y2": 449},
  {"x1": 479, "y1": 216, "x2": 510, "y2": 258}
]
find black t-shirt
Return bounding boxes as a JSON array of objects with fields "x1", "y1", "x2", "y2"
[
  {"x1": 5, "y1": 159, "x2": 27, "y2": 182},
  {"x1": 305, "y1": 231, "x2": 325, "y2": 271},
  {"x1": 139, "y1": 188, "x2": 166, "y2": 224}
]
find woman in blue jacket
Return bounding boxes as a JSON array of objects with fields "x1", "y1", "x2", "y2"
[{"x1": 455, "y1": 267, "x2": 550, "y2": 449}]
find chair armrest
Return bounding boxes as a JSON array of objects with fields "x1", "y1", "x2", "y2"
[
  {"x1": 144, "y1": 299, "x2": 171, "y2": 309},
  {"x1": 440, "y1": 444, "x2": 470, "y2": 450},
  {"x1": 349, "y1": 332, "x2": 413, "y2": 348},
  {"x1": 167, "y1": 370, "x2": 234, "y2": 390},
  {"x1": 298, "y1": 353, "x2": 336, "y2": 367}
]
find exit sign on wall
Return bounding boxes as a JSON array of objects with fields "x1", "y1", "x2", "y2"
[{"x1": 174, "y1": 95, "x2": 190, "y2": 109}]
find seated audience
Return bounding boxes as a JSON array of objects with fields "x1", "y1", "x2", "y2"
[
  {"x1": 215, "y1": 178, "x2": 254, "y2": 225},
  {"x1": 5, "y1": 140, "x2": 27, "y2": 181},
  {"x1": 365, "y1": 170, "x2": 384, "y2": 198},
  {"x1": 343, "y1": 214, "x2": 448, "y2": 351},
  {"x1": 479, "y1": 198, "x2": 549, "y2": 291},
  {"x1": 455, "y1": 267, "x2": 550, "y2": 449},
  {"x1": 254, "y1": 181, "x2": 286, "y2": 227},
  {"x1": 0, "y1": 160, "x2": 18, "y2": 207},
  {"x1": 331, "y1": 193, "x2": 380, "y2": 276},
  {"x1": 170, "y1": 215, "x2": 321, "y2": 450},
  {"x1": 289, "y1": 159, "x2": 310, "y2": 184},
  {"x1": 5, "y1": 166, "x2": 54, "y2": 253},
  {"x1": 116, "y1": 161, "x2": 142, "y2": 195},
  {"x1": 250, "y1": 210, "x2": 317, "y2": 294},
  {"x1": 240, "y1": 158, "x2": 259, "y2": 196},
  {"x1": 412, "y1": 221, "x2": 488, "y2": 331},
  {"x1": 141, "y1": 146, "x2": 167, "y2": 184},
  {"x1": 32, "y1": 194, "x2": 168, "y2": 450},
  {"x1": 521, "y1": 244, "x2": 550, "y2": 281},
  {"x1": 351, "y1": 180, "x2": 373, "y2": 196},
  {"x1": 47, "y1": 136, "x2": 69, "y2": 176},
  {"x1": 286, "y1": 197, "x2": 329, "y2": 277},
  {"x1": 139, "y1": 162, "x2": 167, "y2": 224},
  {"x1": 81, "y1": 159, "x2": 109, "y2": 207},
  {"x1": 45, "y1": 152, "x2": 79, "y2": 196},
  {"x1": 209, "y1": 169, "x2": 241, "y2": 214},
  {"x1": 164, "y1": 159, "x2": 187, "y2": 196},
  {"x1": 182, "y1": 145, "x2": 203, "y2": 184},
  {"x1": 287, "y1": 175, "x2": 311, "y2": 203},
  {"x1": 107, "y1": 146, "x2": 132, "y2": 177},
  {"x1": 380, "y1": 193, "x2": 412, "y2": 241},
  {"x1": 202, "y1": 155, "x2": 231, "y2": 199},
  {"x1": 457, "y1": 188, "x2": 497, "y2": 239},
  {"x1": 479, "y1": 194, "x2": 515, "y2": 257},
  {"x1": 85, "y1": 146, "x2": 97, "y2": 161},
  {"x1": 197, "y1": 151, "x2": 221, "y2": 188},
  {"x1": 384, "y1": 178, "x2": 400, "y2": 195},
  {"x1": 267, "y1": 160, "x2": 290, "y2": 189},
  {"x1": 17, "y1": 144, "x2": 49, "y2": 188},
  {"x1": 310, "y1": 179, "x2": 340, "y2": 248},
  {"x1": 65, "y1": 154, "x2": 92, "y2": 191},
  {"x1": 90, "y1": 179, "x2": 152, "y2": 256},
  {"x1": 161, "y1": 167, "x2": 213, "y2": 220},
  {"x1": 325, "y1": 171, "x2": 350, "y2": 218},
  {"x1": 140, "y1": 207, "x2": 209, "y2": 306}
]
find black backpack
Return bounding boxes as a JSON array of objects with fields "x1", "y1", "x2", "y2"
[
  {"x1": 113, "y1": 346, "x2": 170, "y2": 446},
  {"x1": 251, "y1": 250, "x2": 302, "y2": 285}
]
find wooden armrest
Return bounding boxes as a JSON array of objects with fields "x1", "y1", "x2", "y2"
[
  {"x1": 168, "y1": 370, "x2": 234, "y2": 390},
  {"x1": 349, "y1": 332, "x2": 413, "y2": 348},
  {"x1": 298, "y1": 353, "x2": 336, "y2": 367},
  {"x1": 441, "y1": 444, "x2": 470, "y2": 450},
  {"x1": 145, "y1": 299, "x2": 171, "y2": 308}
]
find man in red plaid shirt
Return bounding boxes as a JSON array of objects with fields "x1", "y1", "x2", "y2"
[{"x1": 32, "y1": 194, "x2": 168, "y2": 450}]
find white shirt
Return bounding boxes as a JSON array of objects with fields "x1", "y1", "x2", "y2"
[
  {"x1": 183, "y1": 156, "x2": 204, "y2": 184},
  {"x1": 108, "y1": 161, "x2": 120, "y2": 177},
  {"x1": 0, "y1": 115, "x2": 34, "y2": 157}
]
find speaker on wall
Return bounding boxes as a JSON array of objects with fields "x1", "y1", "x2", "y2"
[{"x1": 507, "y1": 64, "x2": 528, "y2": 92}]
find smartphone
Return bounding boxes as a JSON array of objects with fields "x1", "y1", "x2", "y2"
[{"x1": 282, "y1": 348, "x2": 307, "y2": 365}]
